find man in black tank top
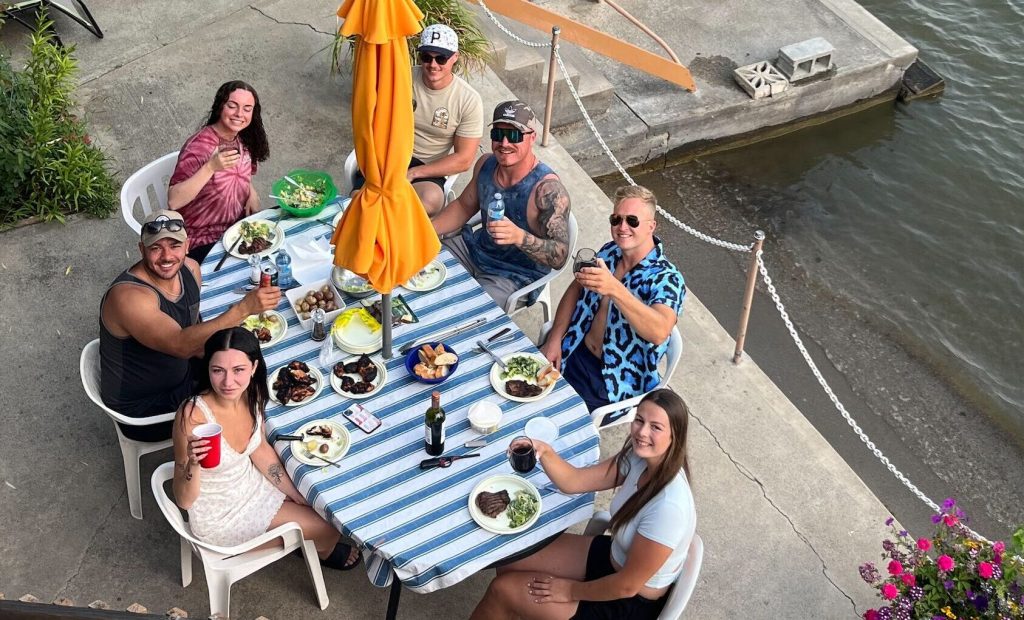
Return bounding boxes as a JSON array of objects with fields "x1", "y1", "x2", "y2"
[{"x1": 99, "y1": 210, "x2": 280, "y2": 441}]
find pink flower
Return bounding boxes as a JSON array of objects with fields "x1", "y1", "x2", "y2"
[
  {"x1": 888, "y1": 560, "x2": 904, "y2": 575},
  {"x1": 937, "y1": 555, "x2": 955, "y2": 571},
  {"x1": 881, "y1": 583, "x2": 899, "y2": 600},
  {"x1": 901, "y1": 573, "x2": 916, "y2": 587},
  {"x1": 994, "y1": 541, "x2": 1005, "y2": 554},
  {"x1": 978, "y1": 561, "x2": 993, "y2": 579},
  {"x1": 943, "y1": 514, "x2": 959, "y2": 526},
  {"x1": 917, "y1": 538, "x2": 931, "y2": 551}
]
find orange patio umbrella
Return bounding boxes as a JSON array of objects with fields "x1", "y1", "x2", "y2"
[{"x1": 333, "y1": 0, "x2": 440, "y2": 357}]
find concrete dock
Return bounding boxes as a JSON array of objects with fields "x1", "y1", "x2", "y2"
[
  {"x1": 473, "y1": 0, "x2": 917, "y2": 176},
  {"x1": 0, "y1": 1, "x2": 897, "y2": 617}
]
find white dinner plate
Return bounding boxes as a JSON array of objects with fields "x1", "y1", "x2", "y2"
[
  {"x1": 290, "y1": 419, "x2": 350, "y2": 466},
  {"x1": 329, "y1": 355, "x2": 387, "y2": 400},
  {"x1": 489, "y1": 353, "x2": 556, "y2": 403},
  {"x1": 268, "y1": 363, "x2": 324, "y2": 406},
  {"x1": 403, "y1": 260, "x2": 447, "y2": 292},
  {"x1": 221, "y1": 215, "x2": 285, "y2": 259},
  {"x1": 332, "y1": 309, "x2": 383, "y2": 354},
  {"x1": 242, "y1": 311, "x2": 288, "y2": 348},
  {"x1": 468, "y1": 474, "x2": 542, "y2": 535}
]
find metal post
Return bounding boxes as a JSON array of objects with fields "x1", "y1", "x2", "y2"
[
  {"x1": 541, "y1": 26, "x2": 561, "y2": 147},
  {"x1": 382, "y1": 291, "x2": 393, "y2": 359},
  {"x1": 732, "y1": 230, "x2": 765, "y2": 364}
]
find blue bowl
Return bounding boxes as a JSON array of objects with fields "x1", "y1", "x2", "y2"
[{"x1": 404, "y1": 341, "x2": 458, "y2": 384}]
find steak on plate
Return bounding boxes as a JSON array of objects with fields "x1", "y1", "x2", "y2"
[
  {"x1": 475, "y1": 489, "x2": 511, "y2": 518},
  {"x1": 505, "y1": 380, "x2": 543, "y2": 398}
]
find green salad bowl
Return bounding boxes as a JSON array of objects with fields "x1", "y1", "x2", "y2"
[{"x1": 271, "y1": 169, "x2": 338, "y2": 218}]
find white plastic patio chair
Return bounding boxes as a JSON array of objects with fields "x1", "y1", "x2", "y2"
[
  {"x1": 344, "y1": 149, "x2": 459, "y2": 203},
  {"x1": 503, "y1": 211, "x2": 578, "y2": 324},
  {"x1": 151, "y1": 462, "x2": 329, "y2": 618},
  {"x1": 80, "y1": 339, "x2": 175, "y2": 519},
  {"x1": 584, "y1": 510, "x2": 704, "y2": 620},
  {"x1": 120, "y1": 151, "x2": 180, "y2": 234},
  {"x1": 539, "y1": 323, "x2": 683, "y2": 430}
]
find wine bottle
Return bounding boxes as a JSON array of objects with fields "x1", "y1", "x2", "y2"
[{"x1": 424, "y1": 390, "x2": 446, "y2": 456}]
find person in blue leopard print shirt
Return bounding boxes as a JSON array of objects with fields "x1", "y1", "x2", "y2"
[{"x1": 540, "y1": 185, "x2": 684, "y2": 411}]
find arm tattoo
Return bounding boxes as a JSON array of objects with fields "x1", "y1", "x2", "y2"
[
  {"x1": 177, "y1": 459, "x2": 194, "y2": 482},
  {"x1": 267, "y1": 463, "x2": 284, "y2": 486},
  {"x1": 519, "y1": 178, "x2": 570, "y2": 268}
]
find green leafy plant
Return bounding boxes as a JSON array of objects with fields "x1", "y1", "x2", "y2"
[
  {"x1": 330, "y1": 0, "x2": 491, "y2": 77},
  {"x1": 0, "y1": 10, "x2": 116, "y2": 229}
]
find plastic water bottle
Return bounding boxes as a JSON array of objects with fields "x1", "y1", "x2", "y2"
[
  {"x1": 487, "y1": 192, "x2": 505, "y2": 223},
  {"x1": 275, "y1": 250, "x2": 293, "y2": 289}
]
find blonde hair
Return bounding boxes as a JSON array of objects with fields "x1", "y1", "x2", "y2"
[{"x1": 613, "y1": 185, "x2": 657, "y2": 218}]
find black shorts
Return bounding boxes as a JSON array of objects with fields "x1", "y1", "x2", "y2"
[
  {"x1": 570, "y1": 536, "x2": 668, "y2": 620},
  {"x1": 352, "y1": 156, "x2": 446, "y2": 192}
]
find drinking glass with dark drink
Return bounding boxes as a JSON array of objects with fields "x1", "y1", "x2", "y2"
[
  {"x1": 573, "y1": 248, "x2": 598, "y2": 274},
  {"x1": 508, "y1": 436, "x2": 536, "y2": 473}
]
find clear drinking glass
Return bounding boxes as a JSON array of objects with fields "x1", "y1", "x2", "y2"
[
  {"x1": 573, "y1": 248, "x2": 598, "y2": 274},
  {"x1": 508, "y1": 436, "x2": 537, "y2": 473}
]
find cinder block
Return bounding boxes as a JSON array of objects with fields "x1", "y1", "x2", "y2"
[
  {"x1": 733, "y1": 61, "x2": 790, "y2": 99},
  {"x1": 777, "y1": 37, "x2": 834, "y2": 81}
]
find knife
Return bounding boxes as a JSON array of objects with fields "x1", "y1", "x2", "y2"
[
  {"x1": 419, "y1": 454, "x2": 480, "y2": 469},
  {"x1": 214, "y1": 235, "x2": 242, "y2": 272},
  {"x1": 398, "y1": 317, "x2": 487, "y2": 354},
  {"x1": 274, "y1": 434, "x2": 304, "y2": 442},
  {"x1": 477, "y1": 338, "x2": 507, "y2": 370},
  {"x1": 311, "y1": 453, "x2": 343, "y2": 469}
]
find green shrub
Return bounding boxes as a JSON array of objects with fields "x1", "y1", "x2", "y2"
[{"x1": 0, "y1": 11, "x2": 116, "y2": 229}]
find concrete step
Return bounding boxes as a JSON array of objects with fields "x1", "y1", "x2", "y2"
[{"x1": 470, "y1": 5, "x2": 615, "y2": 128}]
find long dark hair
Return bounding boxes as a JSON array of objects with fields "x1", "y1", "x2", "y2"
[
  {"x1": 182, "y1": 327, "x2": 268, "y2": 428},
  {"x1": 204, "y1": 80, "x2": 269, "y2": 163},
  {"x1": 608, "y1": 389, "x2": 690, "y2": 534}
]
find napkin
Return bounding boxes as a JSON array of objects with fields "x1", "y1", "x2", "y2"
[{"x1": 286, "y1": 232, "x2": 334, "y2": 285}]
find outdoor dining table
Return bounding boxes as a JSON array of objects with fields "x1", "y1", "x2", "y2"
[{"x1": 199, "y1": 200, "x2": 602, "y2": 618}]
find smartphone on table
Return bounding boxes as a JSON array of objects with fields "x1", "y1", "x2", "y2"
[{"x1": 343, "y1": 404, "x2": 382, "y2": 434}]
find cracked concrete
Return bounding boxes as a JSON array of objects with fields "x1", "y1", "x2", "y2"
[{"x1": 0, "y1": 0, "x2": 894, "y2": 617}]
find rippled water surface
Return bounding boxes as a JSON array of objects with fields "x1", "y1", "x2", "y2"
[{"x1": 643, "y1": 0, "x2": 1024, "y2": 433}]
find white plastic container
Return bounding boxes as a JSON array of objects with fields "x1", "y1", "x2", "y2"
[
  {"x1": 286, "y1": 279, "x2": 345, "y2": 330},
  {"x1": 468, "y1": 401, "x2": 503, "y2": 435}
]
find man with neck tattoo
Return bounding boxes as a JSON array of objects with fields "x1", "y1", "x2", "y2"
[{"x1": 432, "y1": 100, "x2": 570, "y2": 309}]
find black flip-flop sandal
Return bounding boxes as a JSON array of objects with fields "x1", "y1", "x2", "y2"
[{"x1": 321, "y1": 542, "x2": 361, "y2": 571}]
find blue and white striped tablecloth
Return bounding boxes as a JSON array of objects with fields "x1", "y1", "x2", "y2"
[{"x1": 199, "y1": 203, "x2": 601, "y2": 594}]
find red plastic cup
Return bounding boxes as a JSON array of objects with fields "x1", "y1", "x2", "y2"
[{"x1": 193, "y1": 423, "x2": 223, "y2": 468}]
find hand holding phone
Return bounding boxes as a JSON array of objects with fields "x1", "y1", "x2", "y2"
[{"x1": 344, "y1": 404, "x2": 382, "y2": 434}]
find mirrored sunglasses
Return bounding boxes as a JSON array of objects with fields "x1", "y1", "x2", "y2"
[
  {"x1": 490, "y1": 127, "x2": 532, "y2": 144},
  {"x1": 143, "y1": 219, "x2": 185, "y2": 235},
  {"x1": 609, "y1": 214, "x2": 646, "y2": 228},
  {"x1": 418, "y1": 52, "x2": 452, "y2": 66}
]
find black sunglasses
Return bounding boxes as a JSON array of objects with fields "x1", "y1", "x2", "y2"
[
  {"x1": 418, "y1": 51, "x2": 452, "y2": 66},
  {"x1": 609, "y1": 214, "x2": 648, "y2": 228},
  {"x1": 490, "y1": 127, "x2": 533, "y2": 144},
  {"x1": 143, "y1": 219, "x2": 185, "y2": 235}
]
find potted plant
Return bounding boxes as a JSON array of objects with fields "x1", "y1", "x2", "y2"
[{"x1": 859, "y1": 499, "x2": 1024, "y2": 619}]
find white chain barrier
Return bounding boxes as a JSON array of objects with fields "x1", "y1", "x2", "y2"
[{"x1": 479, "y1": 5, "x2": 1012, "y2": 545}]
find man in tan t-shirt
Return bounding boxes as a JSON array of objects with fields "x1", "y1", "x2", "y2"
[
  {"x1": 411, "y1": 24, "x2": 484, "y2": 216},
  {"x1": 352, "y1": 25, "x2": 482, "y2": 216}
]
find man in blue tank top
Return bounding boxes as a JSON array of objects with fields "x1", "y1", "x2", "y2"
[
  {"x1": 99, "y1": 210, "x2": 280, "y2": 441},
  {"x1": 433, "y1": 100, "x2": 571, "y2": 309}
]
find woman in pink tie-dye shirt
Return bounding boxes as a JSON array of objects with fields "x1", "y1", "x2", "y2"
[{"x1": 169, "y1": 81, "x2": 270, "y2": 262}]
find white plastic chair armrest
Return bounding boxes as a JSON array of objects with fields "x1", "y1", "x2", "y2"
[
  {"x1": 584, "y1": 510, "x2": 611, "y2": 536},
  {"x1": 590, "y1": 394, "x2": 645, "y2": 427},
  {"x1": 104, "y1": 408, "x2": 177, "y2": 427},
  {"x1": 504, "y1": 270, "x2": 558, "y2": 313}
]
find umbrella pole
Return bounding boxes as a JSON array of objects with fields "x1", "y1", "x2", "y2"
[{"x1": 382, "y1": 292, "x2": 393, "y2": 359}]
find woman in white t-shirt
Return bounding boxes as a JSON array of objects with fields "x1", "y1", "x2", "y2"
[{"x1": 470, "y1": 389, "x2": 696, "y2": 620}]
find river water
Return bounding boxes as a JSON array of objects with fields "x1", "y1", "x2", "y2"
[{"x1": 638, "y1": 0, "x2": 1024, "y2": 440}]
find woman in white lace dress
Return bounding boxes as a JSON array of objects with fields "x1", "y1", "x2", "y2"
[{"x1": 171, "y1": 327, "x2": 359, "y2": 569}]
